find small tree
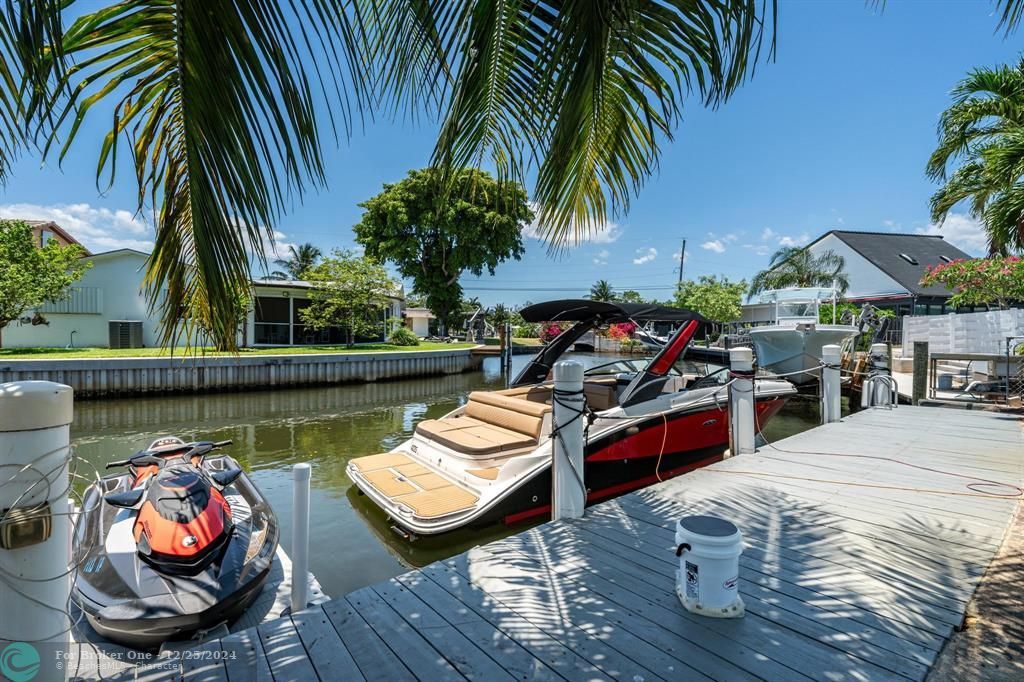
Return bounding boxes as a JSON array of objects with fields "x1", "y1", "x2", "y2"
[
  {"x1": 619, "y1": 290, "x2": 644, "y2": 303},
  {"x1": 589, "y1": 280, "x2": 616, "y2": 302},
  {"x1": 299, "y1": 250, "x2": 397, "y2": 347},
  {"x1": 674, "y1": 275, "x2": 747, "y2": 323},
  {"x1": 487, "y1": 303, "x2": 514, "y2": 348},
  {"x1": 271, "y1": 243, "x2": 322, "y2": 280},
  {"x1": 749, "y1": 247, "x2": 848, "y2": 297},
  {"x1": 0, "y1": 220, "x2": 90, "y2": 347},
  {"x1": 921, "y1": 256, "x2": 1024, "y2": 309},
  {"x1": 354, "y1": 168, "x2": 531, "y2": 332}
]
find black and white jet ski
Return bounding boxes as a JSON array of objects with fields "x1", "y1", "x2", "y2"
[{"x1": 72, "y1": 437, "x2": 278, "y2": 648}]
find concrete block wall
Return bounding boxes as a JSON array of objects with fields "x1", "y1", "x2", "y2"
[{"x1": 902, "y1": 309, "x2": 1024, "y2": 356}]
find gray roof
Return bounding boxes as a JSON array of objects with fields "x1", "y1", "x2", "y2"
[{"x1": 811, "y1": 231, "x2": 973, "y2": 298}]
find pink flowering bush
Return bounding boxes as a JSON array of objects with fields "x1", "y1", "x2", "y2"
[
  {"x1": 920, "y1": 256, "x2": 1024, "y2": 309},
  {"x1": 605, "y1": 322, "x2": 637, "y2": 341},
  {"x1": 540, "y1": 322, "x2": 566, "y2": 344}
]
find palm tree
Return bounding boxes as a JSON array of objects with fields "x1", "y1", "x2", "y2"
[
  {"x1": 927, "y1": 60, "x2": 1024, "y2": 254},
  {"x1": 748, "y1": 247, "x2": 849, "y2": 297},
  {"x1": 0, "y1": 1, "x2": 776, "y2": 350},
  {"x1": 271, "y1": 243, "x2": 322, "y2": 281},
  {"x1": 589, "y1": 280, "x2": 616, "y2": 302}
]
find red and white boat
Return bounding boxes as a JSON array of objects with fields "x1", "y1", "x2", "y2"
[{"x1": 347, "y1": 300, "x2": 795, "y2": 536}]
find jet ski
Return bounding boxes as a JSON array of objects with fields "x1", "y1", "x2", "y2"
[{"x1": 72, "y1": 437, "x2": 279, "y2": 649}]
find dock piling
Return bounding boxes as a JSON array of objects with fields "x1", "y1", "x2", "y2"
[
  {"x1": 291, "y1": 463, "x2": 311, "y2": 613},
  {"x1": 912, "y1": 341, "x2": 929, "y2": 405},
  {"x1": 821, "y1": 344, "x2": 842, "y2": 423},
  {"x1": 0, "y1": 381, "x2": 73, "y2": 667},
  {"x1": 552, "y1": 361, "x2": 586, "y2": 520},
  {"x1": 728, "y1": 347, "x2": 756, "y2": 455}
]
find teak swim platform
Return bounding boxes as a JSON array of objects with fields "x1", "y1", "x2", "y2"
[{"x1": 124, "y1": 405, "x2": 1022, "y2": 681}]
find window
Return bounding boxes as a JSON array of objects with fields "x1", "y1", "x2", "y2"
[
  {"x1": 898, "y1": 253, "x2": 918, "y2": 265},
  {"x1": 938, "y1": 255, "x2": 953, "y2": 263},
  {"x1": 40, "y1": 229, "x2": 55, "y2": 246}
]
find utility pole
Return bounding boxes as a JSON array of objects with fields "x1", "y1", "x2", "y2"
[{"x1": 677, "y1": 239, "x2": 687, "y2": 284}]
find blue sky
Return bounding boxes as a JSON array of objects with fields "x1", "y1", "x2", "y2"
[{"x1": 0, "y1": 1, "x2": 1018, "y2": 306}]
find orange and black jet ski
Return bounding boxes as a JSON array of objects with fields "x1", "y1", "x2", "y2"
[{"x1": 72, "y1": 437, "x2": 278, "y2": 648}]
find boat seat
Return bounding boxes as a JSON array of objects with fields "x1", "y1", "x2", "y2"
[
  {"x1": 351, "y1": 454, "x2": 481, "y2": 519},
  {"x1": 415, "y1": 391, "x2": 551, "y2": 455},
  {"x1": 583, "y1": 380, "x2": 618, "y2": 411}
]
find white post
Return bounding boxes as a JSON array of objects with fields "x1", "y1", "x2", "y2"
[
  {"x1": 552, "y1": 361, "x2": 586, "y2": 521},
  {"x1": 728, "y1": 347, "x2": 756, "y2": 456},
  {"x1": 290, "y1": 463, "x2": 311, "y2": 613},
  {"x1": 821, "y1": 344, "x2": 841, "y2": 423},
  {"x1": 868, "y1": 343, "x2": 892, "y2": 407},
  {"x1": 0, "y1": 381, "x2": 73, "y2": 678}
]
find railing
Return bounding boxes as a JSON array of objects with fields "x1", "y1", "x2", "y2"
[{"x1": 927, "y1": 351, "x2": 1024, "y2": 404}]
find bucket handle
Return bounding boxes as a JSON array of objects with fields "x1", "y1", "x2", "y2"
[{"x1": 675, "y1": 542, "x2": 691, "y2": 557}]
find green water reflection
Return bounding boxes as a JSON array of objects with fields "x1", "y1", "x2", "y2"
[{"x1": 69, "y1": 354, "x2": 828, "y2": 596}]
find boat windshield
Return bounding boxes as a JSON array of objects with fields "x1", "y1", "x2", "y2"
[{"x1": 583, "y1": 357, "x2": 728, "y2": 383}]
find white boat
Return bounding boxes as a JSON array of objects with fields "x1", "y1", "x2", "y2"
[{"x1": 747, "y1": 288, "x2": 858, "y2": 385}]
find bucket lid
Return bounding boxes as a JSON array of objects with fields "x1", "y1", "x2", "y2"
[{"x1": 678, "y1": 515, "x2": 738, "y2": 537}]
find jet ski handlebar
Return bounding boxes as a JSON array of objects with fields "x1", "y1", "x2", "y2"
[{"x1": 104, "y1": 439, "x2": 234, "y2": 469}]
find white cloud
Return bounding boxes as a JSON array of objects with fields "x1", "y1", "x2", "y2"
[
  {"x1": 916, "y1": 213, "x2": 987, "y2": 255},
  {"x1": 777, "y1": 232, "x2": 810, "y2": 248},
  {"x1": 723, "y1": 233, "x2": 739, "y2": 243},
  {"x1": 701, "y1": 239, "x2": 726, "y2": 254},
  {"x1": 0, "y1": 202, "x2": 154, "y2": 252},
  {"x1": 593, "y1": 248, "x2": 610, "y2": 266},
  {"x1": 522, "y1": 204, "x2": 623, "y2": 244},
  {"x1": 743, "y1": 243, "x2": 772, "y2": 256},
  {"x1": 632, "y1": 247, "x2": 658, "y2": 265},
  {"x1": 760, "y1": 227, "x2": 775, "y2": 241}
]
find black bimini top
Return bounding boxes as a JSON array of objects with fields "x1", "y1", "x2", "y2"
[{"x1": 520, "y1": 299, "x2": 707, "y2": 323}]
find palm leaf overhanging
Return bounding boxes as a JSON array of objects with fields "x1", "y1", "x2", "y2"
[{"x1": 927, "y1": 58, "x2": 1024, "y2": 254}]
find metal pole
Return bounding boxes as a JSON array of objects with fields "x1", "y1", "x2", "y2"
[
  {"x1": 0, "y1": 381, "x2": 73, "y2": 678},
  {"x1": 291, "y1": 462, "x2": 311, "y2": 613},
  {"x1": 821, "y1": 345, "x2": 841, "y2": 423},
  {"x1": 728, "y1": 347, "x2": 756, "y2": 456},
  {"x1": 678, "y1": 239, "x2": 686, "y2": 284},
  {"x1": 912, "y1": 341, "x2": 929, "y2": 406},
  {"x1": 552, "y1": 361, "x2": 586, "y2": 521}
]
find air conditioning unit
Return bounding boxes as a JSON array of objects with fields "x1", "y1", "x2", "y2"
[{"x1": 108, "y1": 320, "x2": 144, "y2": 349}]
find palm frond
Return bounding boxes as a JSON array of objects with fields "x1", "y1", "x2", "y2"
[
  {"x1": 36, "y1": 0, "x2": 371, "y2": 350},
  {"x1": 420, "y1": 0, "x2": 775, "y2": 247}
]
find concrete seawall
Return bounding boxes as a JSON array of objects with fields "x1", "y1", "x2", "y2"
[{"x1": 0, "y1": 348, "x2": 482, "y2": 399}]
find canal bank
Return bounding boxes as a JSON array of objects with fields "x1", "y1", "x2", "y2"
[{"x1": 0, "y1": 347, "x2": 480, "y2": 398}]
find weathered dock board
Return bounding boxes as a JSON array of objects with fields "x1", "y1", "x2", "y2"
[{"x1": 112, "y1": 406, "x2": 1022, "y2": 681}]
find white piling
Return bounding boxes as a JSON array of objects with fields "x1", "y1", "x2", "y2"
[
  {"x1": 291, "y1": 463, "x2": 311, "y2": 613},
  {"x1": 0, "y1": 381, "x2": 73, "y2": 670},
  {"x1": 728, "y1": 347, "x2": 756, "y2": 457},
  {"x1": 821, "y1": 344, "x2": 842, "y2": 423},
  {"x1": 552, "y1": 361, "x2": 586, "y2": 521}
]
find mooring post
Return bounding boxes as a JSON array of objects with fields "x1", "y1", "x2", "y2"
[
  {"x1": 912, "y1": 341, "x2": 929, "y2": 406},
  {"x1": 291, "y1": 463, "x2": 311, "y2": 613},
  {"x1": 552, "y1": 360, "x2": 586, "y2": 521},
  {"x1": 728, "y1": 347, "x2": 756, "y2": 456},
  {"x1": 821, "y1": 344, "x2": 841, "y2": 423},
  {"x1": 0, "y1": 381, "x2": 73, "y2": 673},
  {"x1": 869, "y1": 343, "x2": 892, "y2": 407}
]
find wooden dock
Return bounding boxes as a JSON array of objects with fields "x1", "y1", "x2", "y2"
[{"x1": 117, "y1": 406, "x2": 1021, "y2": 681}]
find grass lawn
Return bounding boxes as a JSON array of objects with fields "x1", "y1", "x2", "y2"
[{"x1": 0, "y1": 342, "x2": 475, "y2": 360}]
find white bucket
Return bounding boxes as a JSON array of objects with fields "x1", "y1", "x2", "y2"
[{"x1": 674, "y1": 515, "x2": 744, "y2": 618}]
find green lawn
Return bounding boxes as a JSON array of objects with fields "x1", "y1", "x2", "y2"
[{"x1": 0, "y1": 342, "x2": 475, "y2": 360}]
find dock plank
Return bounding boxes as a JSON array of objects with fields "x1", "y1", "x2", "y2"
[{"x1": 111, "y1": 406, "x2": 1022, "y2": 682}]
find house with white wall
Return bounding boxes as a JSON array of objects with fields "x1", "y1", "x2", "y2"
[
  {"x1": 741, "y1": 231, "x2": 975, "y2": 325},
  {"x1": 4, "y1": 248, "x2": 404, "y2": 349}
]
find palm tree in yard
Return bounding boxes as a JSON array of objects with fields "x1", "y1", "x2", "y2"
[
  {"x1": 748, "y1": 247, "x2": 848, "y2": 297},
  {"x1": 4, "y1": 1, "x2": 1020, "y2": 350},
  {"x1": 927, "y1": 59, "x2": 1024, "y2": 254},
  {"x1": 272, "y1": 243, "x2": 322, "y2": 281},
  {"x1": 589, "y1": 280, "x2": 616, "y2": 302}
]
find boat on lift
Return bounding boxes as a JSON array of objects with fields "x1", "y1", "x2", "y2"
[
  {"x1": 747, "y1": 287, "x2": 858, "y2": 385},
  {"x1": 347, "y1": 299, "x2": 796, "y2": 536}
]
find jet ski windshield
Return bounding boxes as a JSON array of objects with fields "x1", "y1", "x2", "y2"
[{"x1": 150, "y1": 467, "x2": 211, "y2": 524}]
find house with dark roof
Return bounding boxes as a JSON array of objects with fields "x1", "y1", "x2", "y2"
[
  {"x1": 24, "y1": 219, "x2": 91, "y2": 255},
  {"x1": 804, "y1": 230, "x2": 974, "y2": 317}
]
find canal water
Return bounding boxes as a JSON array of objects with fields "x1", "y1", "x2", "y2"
[{"x1": 69, "y1": 354, "x2": 824, "y2": 597}]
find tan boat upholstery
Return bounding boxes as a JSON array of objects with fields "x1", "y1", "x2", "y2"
[
  {"x1": 467, "y1": 467, "x2": 500, "y2": 480},
  {"x1": 583, "y1": 380, "x2": 618, "y2": 411},
  {"x1": 395, "y1": 487, "x2": 479, "y2": 518},
  {"x1": 350, "y1": 452, "x2": 481, "y2": 518},
  {"x1": 362, "y1": 469, "x2": 418, "y2": 497},
  {"x1": 415, "y1": 391, "x2": 552, "y2": 455},
  {"x1": 349, "y1": 451, "x2": 414, "y2": 472}
]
